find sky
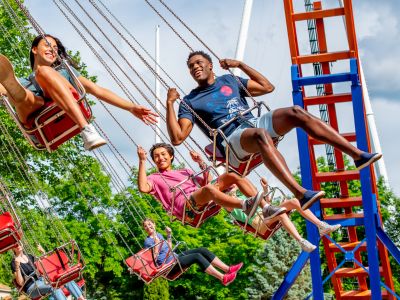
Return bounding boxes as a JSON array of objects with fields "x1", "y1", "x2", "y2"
[{"x1": 22, "y1": 0, "x2": 400, "y2": 196}]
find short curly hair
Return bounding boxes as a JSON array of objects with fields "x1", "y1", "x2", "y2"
[
  {"x1": 187, "y1": 51, "x2": 212, "y2": 67},
  {"x1": 149, "y1": 143, "x2": 175, "y2": 163}
]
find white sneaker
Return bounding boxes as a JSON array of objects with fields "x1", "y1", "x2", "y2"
[
  {"x1": 81, "y1": 124, "x2": 107, "y2": 150},
  {"x1": 298, "y1": 239, "x2": 317, "y2": 253},
  {"x1": 318, "y1": 222, "x2": 341, "y2": 237}
]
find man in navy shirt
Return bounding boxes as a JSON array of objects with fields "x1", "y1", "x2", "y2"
[{"x1": 166, "y1": 51, "x2": 381, "y2": 210}]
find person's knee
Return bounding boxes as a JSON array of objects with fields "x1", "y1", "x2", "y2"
[
  {"x1": 35, "y1": 66, "x2": 55, "y2": 84},
  {"x1": 252, "y1": 128, "x2": 274, "y2": 148},
  {"x1": 290, "y1": 105, "x2": 309, "y2": 122},
  {"x1": 202, "y1": 184, "x2": 218, "y2": 197}
]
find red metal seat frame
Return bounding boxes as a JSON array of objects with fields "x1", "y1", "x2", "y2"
[
  {"x1": 35, "y1": 240, "x2": 84, "y2": 289},
  {"x1": 0, "y1": 211, "x2": 22, "y2": 254},
  {"x1": 169, "y1": 165, "x2": 221, "y2": 228},
  {"x1": 1, "y1": 61, "x2": 92, "y2": 152},
  {"x1": 204, "y1": 101, "x2": 281, "y2": 176},
  {"x1": 125, "y1": 240, "x2": 183, "y2": 284}
]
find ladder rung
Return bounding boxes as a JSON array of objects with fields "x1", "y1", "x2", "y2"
[
  {"x1": 340, "y1": 289, "x2": 389, "y2": 300},
  {"x1": 292, "y1": 7, "x2": 345, "y2": 21},
  {"x1": 304, "y1": 93, "x2": 352, "y2": 106},
  {"x1": 324, "y1": 213, "x2": 364, "y2": 226},
  {"x1": 309, "y1": 132, "x2": 356, "y2": 145},
  {"x1": 320, "y1": 197, "x2": 363, "y2": 209},
  {"x1": 297, "y1": 51, "x2": 352, "y2": 65},
  {"x1": 328, "y1": 241, "x2": 367, "y2": 252},
  {"x1": 295, "y1": 72, "x2": 352, "y2": 86},
  {"x1": 335, "y1": 266, "x2": 383, "y2": 278},
  {"x1": 314, "y1": 170, "x2": 359, "y2": 183}
]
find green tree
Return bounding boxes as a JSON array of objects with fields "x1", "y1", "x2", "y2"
[{"x1": 245, "y1": 230, "x2": 312, "y2": 300}]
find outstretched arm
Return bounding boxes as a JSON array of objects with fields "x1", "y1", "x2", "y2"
[
  {"x1": 166, "y1": 88, "x2": 193, "y2": 145},
  {"x1": 79, "y1": 77, "x2": 158, "y2": 125},
  {"x1": 137, "y1": 146, "x2": 153, "y2": 193},
  {"x1": 220, "y1": 59, "x2": 275, "y2": 96}
]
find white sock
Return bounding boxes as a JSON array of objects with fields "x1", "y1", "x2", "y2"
[{"x1": 262, "y1": 204, "x2": 270, "y2": 214}]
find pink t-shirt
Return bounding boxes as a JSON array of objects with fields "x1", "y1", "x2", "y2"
[{"x1": 148, "y1": 169, "x2": 201, "y2": 219}]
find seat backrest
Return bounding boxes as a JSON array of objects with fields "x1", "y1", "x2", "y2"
[
  {"x1": 0, "y1": 212, "x2": 21, "y2": 253},
  {"x1": 36, "y1": 250, "x2": 70, "y2": 282},
  {"x1": 0, "y1": 212, "x2": 14, "y2": 231},
  {"x1": 126, "y1": 249, "x2": 158, "y2": 283}
]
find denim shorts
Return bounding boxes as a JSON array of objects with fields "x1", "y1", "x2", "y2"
[{"x1": 226, "y1": 110, "x2": 278, "y2": 167}]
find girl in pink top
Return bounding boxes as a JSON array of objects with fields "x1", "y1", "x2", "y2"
[{"x1": 137, "y1": 143, "x2": 286, "y2": 223}]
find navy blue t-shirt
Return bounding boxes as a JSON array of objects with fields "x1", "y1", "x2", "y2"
[
  {"x1": 178, "y1": 74, "x2": 254, "y2": 150},
  {"x1": 144, "y1": 233, "x2": 174, "y2": 266}
]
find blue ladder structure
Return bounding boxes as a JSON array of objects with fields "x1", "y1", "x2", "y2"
[{"x1": 273, "y1": 1, "x2": 400, "y2": 299}]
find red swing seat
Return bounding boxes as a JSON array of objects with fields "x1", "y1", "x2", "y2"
[
  {"x1": 169, "y1": 166, "x2": 221, "y2": 228},
  {"x1": 233, "y1": 217, "x2": 283, "y2": 240},
  {"x1": 35, "y1": 241, "x2": 84, "y2": 289},
  {"x1": 1, "y1": 61, "x2": 92, "y2": 152},
  {"x1": 0, "y1": 211, "x2": 22, "y2": 254},
  {"x1": 23, "y1": 87, "x2": 92, "y2": 152},
  {"x1": 205, "y1": 143, "x2": 263, "y2": 176},
  {"x1": 126, "y1": 245, "x2": 177, "y2": 284}
]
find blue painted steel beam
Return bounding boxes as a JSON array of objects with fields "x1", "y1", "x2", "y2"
[
  {"x1": 291, "y1": 66, "x2": 324, "y2": 300},
  {"x1": 376, "y1": 228, "x2": 400, "y2": 265},
  {"x1": 272, "y1": 251, "x2": 310, "y2": 300},
  {"x1": 350, "y1": 58, "x2": 382, "y2": 299}
]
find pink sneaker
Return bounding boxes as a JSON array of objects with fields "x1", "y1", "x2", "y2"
[
  {"x1": 228, "y1": 262, "x2": 243, "y2": 274},
  {"x1": 222, "y1": 272, "x2": 237, "y2": 286}
]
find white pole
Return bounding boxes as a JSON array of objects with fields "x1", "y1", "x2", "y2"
[
  {"x1": 234, "y1": 0, "x2": 253, "y2": 76},
  {"x1": 337, "y1": 0, "x2": 389, "y2": 187},
  {"x1": 155, "y1": 25, "x2": 161, "y2": 144},
  {"x1": 359, "y1": 60, "x2": 389, "y2": 186}
]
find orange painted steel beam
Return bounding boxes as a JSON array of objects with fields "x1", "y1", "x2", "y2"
[
  {"x1": 303, "y1": 93, "x2": 353, "y2": 106},
  {"x1": 320, "y1": 197, "x2": 363, "y2": 209},
  {"x1": 297, "y1": 51, "x2": 351, "y2": 65},
  {"x1": 314, "y1": 170, "x2": 359, "y2": 183},
  {"x1": 292, "y1": 7, "x2": 345, "y2": 21}
]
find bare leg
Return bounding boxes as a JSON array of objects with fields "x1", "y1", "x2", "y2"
[
  {"x1": 217, "y1": 173, "x2": 257, "y2": 197},
  {"x1": 35, "y1": 66, "x2": 88, "y2": 129},
  {"x1": 0, "y1": 55, "x2": 45, "y2": 122},
  {"x1": 240, "y1": 128, "x2": 307, "y2": 199},
  {"x1": 205, "y1": 265, "x2": 224, "y2": 281},
  {"x1": 272, "y1": 106, "x2": 363, "y2": 160},
  {"x1": 281, "y1": 199, "x2": 322, "y2": 226},
  {"x1": 210, "y1": 257, "x2": 229, "y2": 273},
  {"x1": 191, "y1": 184, "x2": 243, "y2": 208},
  {"x1": 265, "y1": 213, "x2": 303, "y2": 241}
]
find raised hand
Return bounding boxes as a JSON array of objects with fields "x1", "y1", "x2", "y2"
[
  {"x1": 129, "y1": 105, "x2": 159, "y2": 125},
  {"x1": 137, "y1": 145, "x2": 148, "y2": 161},
  {"x1": 167, "y1": 88, "x2": 180, "y2": 104},
  {"x1": 219, "y1": 58, "x2": 241, "y2": 70},
  {"x1": 189, "y1": 150, "x2": 203, "y2": 163}
]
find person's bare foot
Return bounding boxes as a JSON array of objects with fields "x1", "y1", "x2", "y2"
[{"x1": 0, "y1": 54, "x2": 27, "y2": 100}]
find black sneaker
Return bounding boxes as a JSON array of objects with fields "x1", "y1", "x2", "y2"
[
  {"x1": 300, "y1": 190, "x2": 325, "y2": 210},
  {"x1": 242, "y1": 191, "x2": 263, "y2": 219},
  {"x1": 354, "y1": 152, "x2": 382, "y2": 170},
  {"x1": 262, "y1": 205, "x2": 287, "y2": 220}
]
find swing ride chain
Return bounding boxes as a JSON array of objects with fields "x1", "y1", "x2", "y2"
[{"x1": 155, "y1": 0, "x2": 267, "y2": 108}]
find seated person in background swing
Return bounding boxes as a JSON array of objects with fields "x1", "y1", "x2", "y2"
[
  {"x1": 137, "y1": 143, "x2": 286, "y2": 224},
  {"x1": 165, "y1": 50, "x2": 381, "y2": 210},
  {"x1": 142, "y1": 217, "x2": 241, "y2": 286},
  {"x1": 11, "y1": 243, "x2": 85, "y2": 300},
  {"x1": 0, "y1": 34, "x2": 158, "y2": 150},
  {"x1": 226, "y1": 178, "x2": 341, "y2": 252}
]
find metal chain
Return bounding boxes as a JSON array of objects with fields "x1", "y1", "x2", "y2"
[{"x1": 155, "y1": 0, "x2": 260, "y2": 106}]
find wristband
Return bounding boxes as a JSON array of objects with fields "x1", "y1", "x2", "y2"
[{"x1": 167, "y1": 234, "x2": 172, "y2": 240}]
